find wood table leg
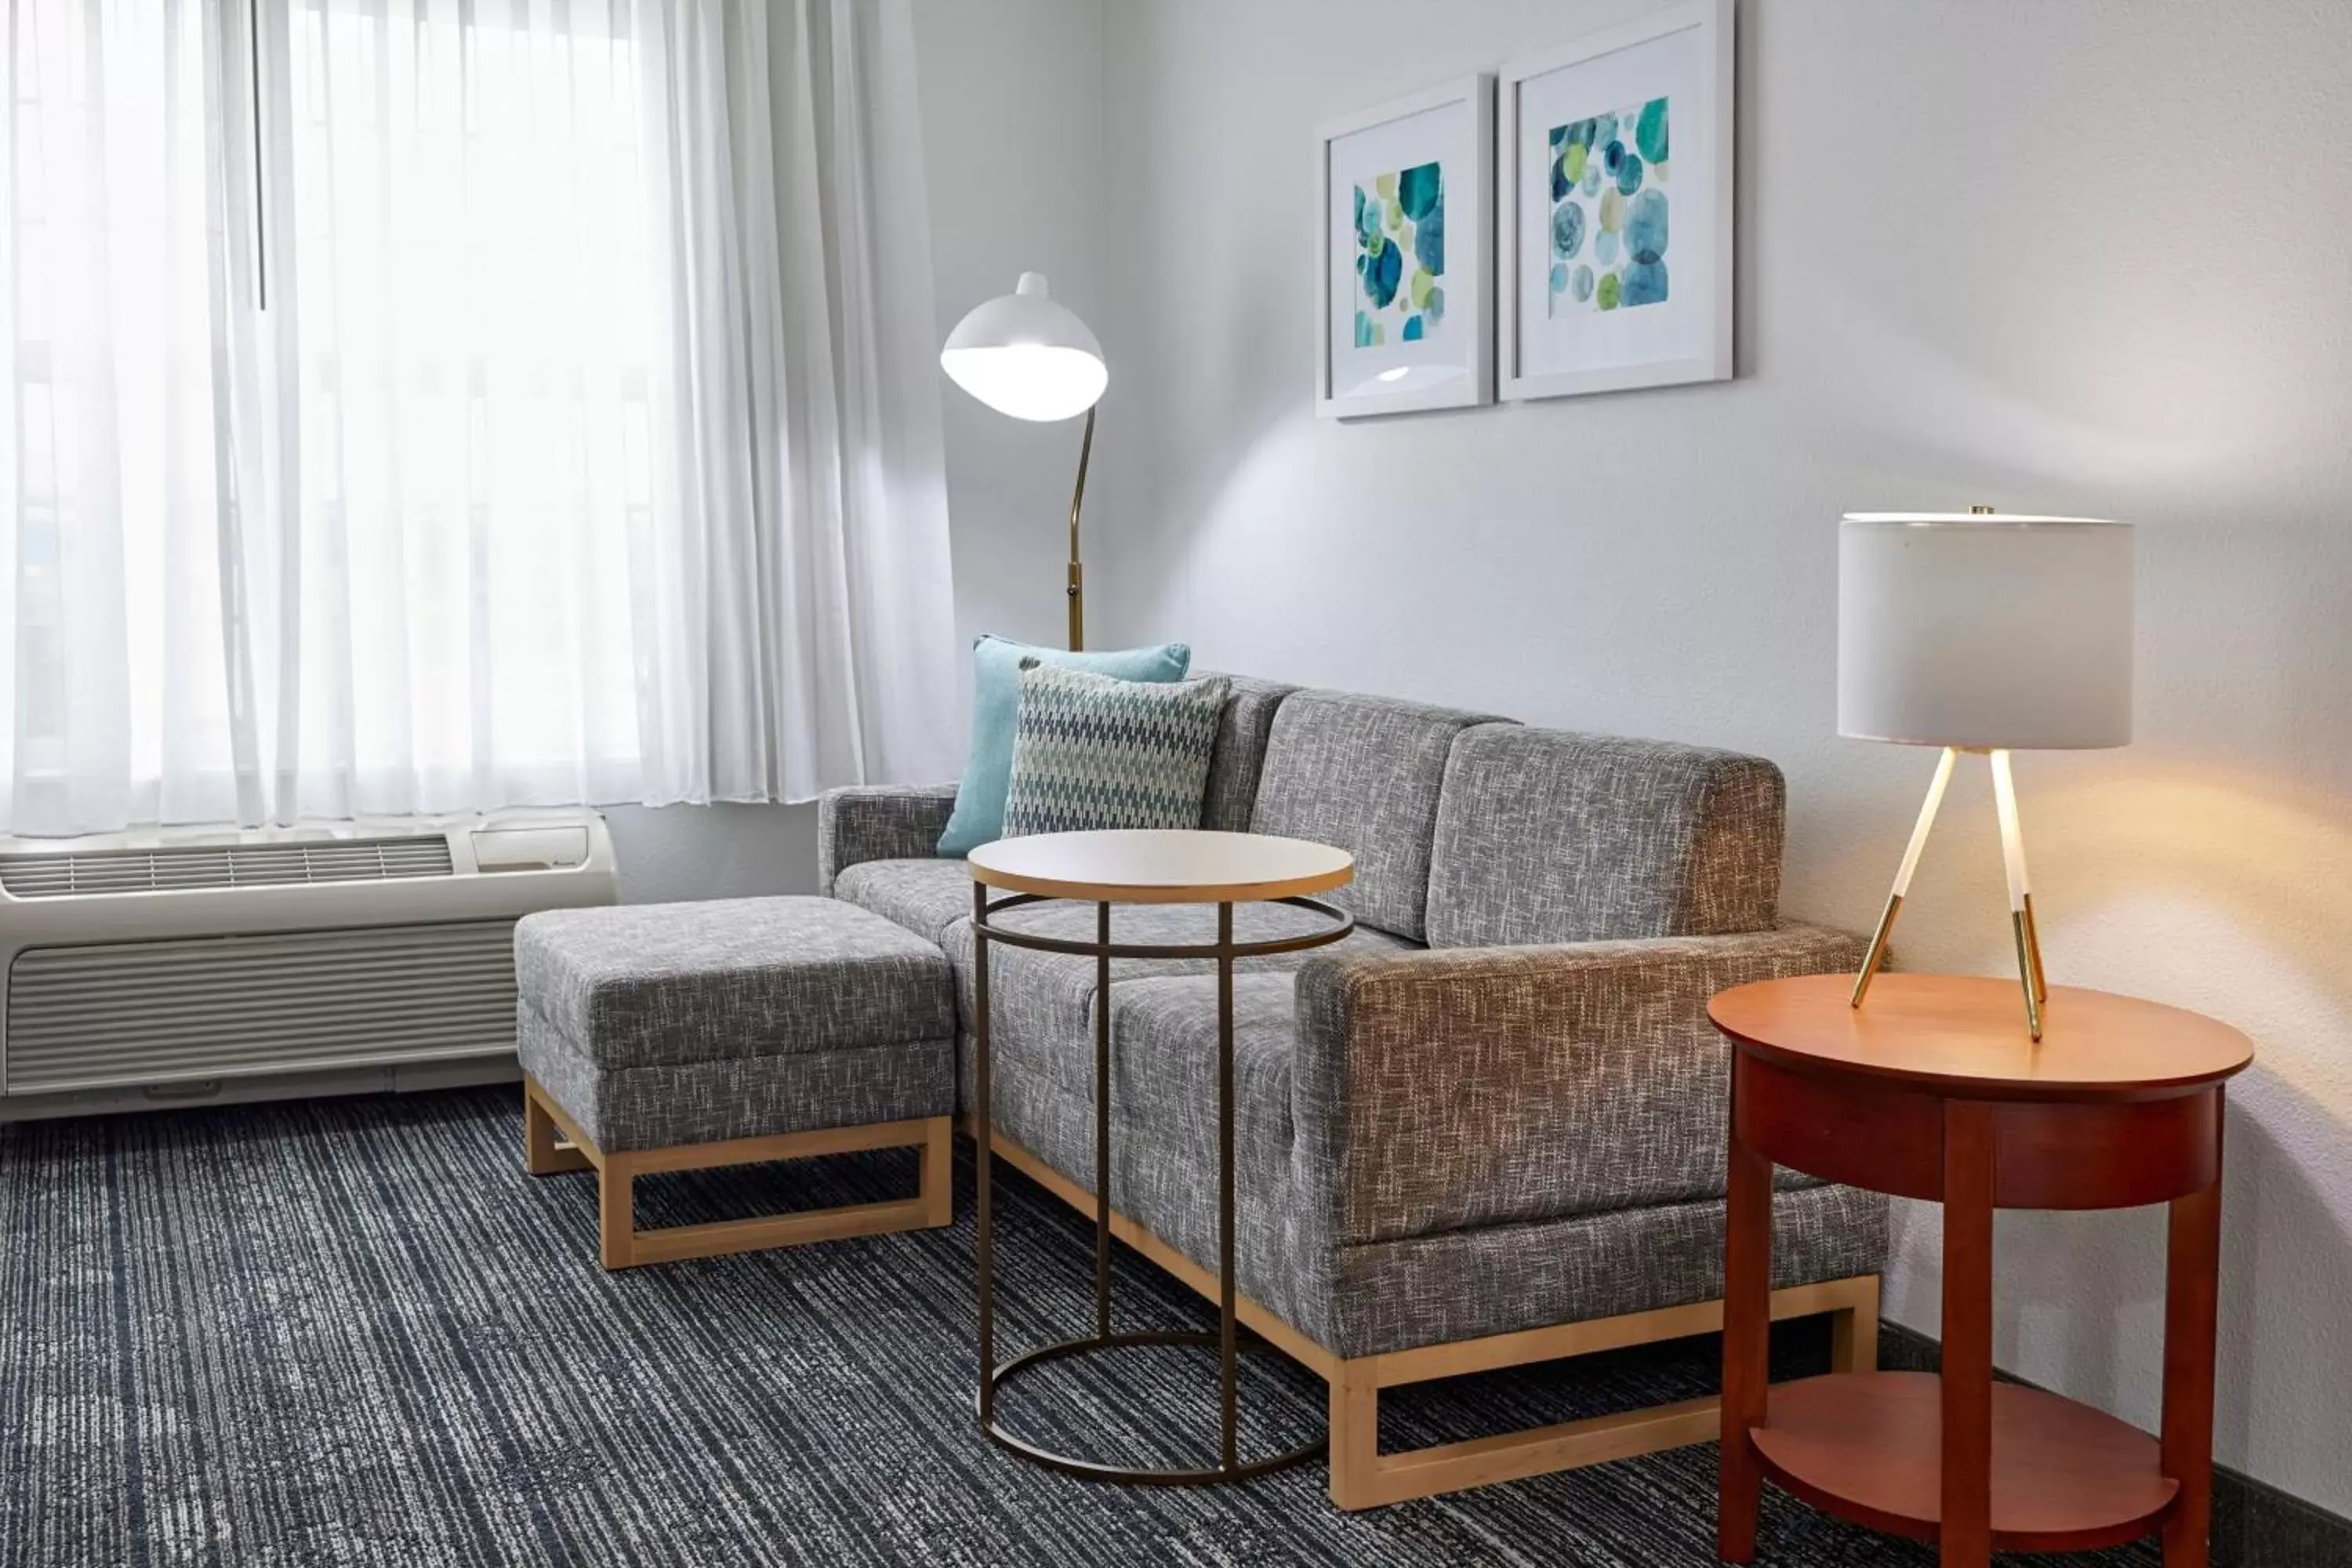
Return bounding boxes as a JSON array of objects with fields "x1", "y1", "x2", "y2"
[
  {"x1": 597, "y1": 1155, "x2": 637, "y2": 1270},
  {"x1": 920, "y1": 1115, "x2": 954, "y2": 1228},
  {"x1": 524, "y1": 1083, "x2": 561, "y2": 1172},
  {"x1": 1327, "y1": 1362, "x2": 1381, "y2": 1509},
  {"x1": 1830, "y1": 1273, "x2": 1880, "y2": 1374},
  {"x1": 1941, "y1": 1100, "x2": 1997, "y2": 1566},
  {"x1": 1719, "y1": 1055, "x2": 1773, "y2": 1563},
  {"x1": 522, "y1": 1080, "x2": 591, "y2": 1175},
  {"x1": 2161, "y1": 1091, "x2": 2224, "y2": 1568}
]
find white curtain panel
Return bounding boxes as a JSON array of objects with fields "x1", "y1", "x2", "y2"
[
  {"x1": 1, "y1": 0, "x2": 959, "y2": 837},
  {"x1": 1, "y1": 0, "x2": 249, "y2": 835}
]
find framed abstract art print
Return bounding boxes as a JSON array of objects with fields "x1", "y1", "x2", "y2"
[
  {"x1": 1498, "y1": 0, "x2": 1733, "y2": 401},
  {"x1": 1315, "y1": 74, "x2": 1493, "y2": 419}
]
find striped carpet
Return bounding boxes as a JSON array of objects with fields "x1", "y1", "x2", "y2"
[{"x1": 0, "y1": 1087, "x2": 2164, "y2": 1567}]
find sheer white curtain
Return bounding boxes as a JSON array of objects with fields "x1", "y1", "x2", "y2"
[
  {"x1": 2, "y1": 0, "x2": 249, "y2": 834},
  {"x1": 2, "y1": 0, "x2": 958, "y2": 837}
]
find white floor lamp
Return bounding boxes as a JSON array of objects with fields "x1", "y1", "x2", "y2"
[{"x1": 940, "y1": 273, "x2": 1109, "y2": 651}]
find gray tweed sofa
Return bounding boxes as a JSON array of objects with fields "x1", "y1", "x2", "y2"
[{"x1": 820, "y1": 679, "x2": 1886, "y2": 1508}]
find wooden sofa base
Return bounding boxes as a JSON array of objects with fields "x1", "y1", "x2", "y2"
[
  {"x1": 525, "y1": 1076, "x2": 952, "y2": 1269},
  {"x1": 978, "y1": 1120, "x2": 1879, "y2": 1509}
]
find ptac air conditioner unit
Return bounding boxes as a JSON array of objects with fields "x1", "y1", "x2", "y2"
[{"x1": 0, "y1": 811, "x2": 619, "y2": 1121}]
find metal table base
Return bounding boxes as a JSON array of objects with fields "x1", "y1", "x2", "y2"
[{"x1": 970, "y1": 887, "x2": 1353, "y2": 1485}]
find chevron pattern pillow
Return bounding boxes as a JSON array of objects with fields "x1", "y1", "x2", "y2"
[{"x1": 1000, "y1": 662, "x2": 1232, "y2": 838}]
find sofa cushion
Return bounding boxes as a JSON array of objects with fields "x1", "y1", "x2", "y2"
[
  {"x1": 514, "y1": 897, "x2": 954, "y2": 1068},
  {"x1": 1424, "y1": 725, "x2": 1784, "y2": 949},
  {"x1": 1197, "y1": 673, "x2": 1299, "y2": 832},
  {"x1": 982, "y1": 1063, "x2": 1319, "y2": 1340},
  {"x1": 981, "y1": 973, "x2": 1301, "y2": 1216},
  {"x1": 1109, "y1": 972, "x2": 1301, "y2": 1189},
  {"x1": 831, "y1": 858, "x2": 974, "y2": 949},
  {"x1": 1247, "y1": 689, "x2": 1512, "y2": 942},
  {"x1": 521, "y1": 1002, "x2": 953, "y2": 1153},
  {"x1": 941, "y1": 899, "x2": 1417, "y2": 1098},
  {"x1": 1325, "y1": 1181, "x2": 1888, "y2": 1359}
]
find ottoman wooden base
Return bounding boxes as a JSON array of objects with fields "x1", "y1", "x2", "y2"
[{"x1": 524, "y1": 1076, "x2": 953, "y2": 1270}]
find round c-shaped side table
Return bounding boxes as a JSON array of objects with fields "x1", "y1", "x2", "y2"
[
  {"x1": 1710, "y1": 972, "x2": 2253, "y2": 1566},
  {"x1": 964, "y1": 828, "x2": 1355, "y2": 1485}
]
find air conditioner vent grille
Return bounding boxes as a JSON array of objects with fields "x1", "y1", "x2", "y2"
[
  {"x1": 0, "y1": 836, "x2": 454, "y2": 898},
  {"x1": 5, "y1": 920, "x2": 517, "y2": 1094}
]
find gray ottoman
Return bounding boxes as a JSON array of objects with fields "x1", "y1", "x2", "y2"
[{"x1": 514, "y1": 896, "x2": 956, "y2": 1269}]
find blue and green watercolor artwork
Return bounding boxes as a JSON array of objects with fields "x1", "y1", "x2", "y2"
[
  {"x1": 1547, "y1": 97, "x2": 1668, "y2": 319},
  {"x1": 1352, "y1": 160, "x2": 1445, "y2": 349}
]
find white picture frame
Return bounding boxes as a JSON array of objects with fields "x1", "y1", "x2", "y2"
[
  {"x1": 1497, "y1": 0, "x2": 1733, "y2": 402},
  {"x1": 1315, "y1": 74, "x2": 1494, "y2": 419}
]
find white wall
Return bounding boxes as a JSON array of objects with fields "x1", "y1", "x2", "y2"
[
  {"x1": 604, "y1": 0, "x2": 1107, "y2": 902},
  {"x1": 1092, "y1": 0, "x2": 2352, "y2": 1515}
]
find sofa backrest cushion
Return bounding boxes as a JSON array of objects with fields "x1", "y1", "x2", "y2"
[
  {"x1": 1424, "y1": 724, "x2": 1784, "y2": 949},
  {"x1": 1197, "y1": 673, "x2": 1299, "y2": 833},
  {"x1": 1249, "y1": 690, "x2": 1513, "y2": 942}
]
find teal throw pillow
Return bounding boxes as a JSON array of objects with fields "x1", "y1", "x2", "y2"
[
  {"x1": 1001, "y1": 663, "x2": 1231, "y2": 838},
  {"x1": 935, "y1": 635, "x2": 1191, "y2": 855}
]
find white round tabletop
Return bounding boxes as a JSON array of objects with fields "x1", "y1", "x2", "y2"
[{"x1": 965, "y1": 829, "x2": 1353, "y2": 905}]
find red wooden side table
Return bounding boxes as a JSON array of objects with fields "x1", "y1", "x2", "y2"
[{"x1": 1710, "y1": 972, "x2": 2252, "y2": 1566}]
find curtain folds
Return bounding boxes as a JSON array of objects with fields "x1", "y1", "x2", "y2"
[{"x1": 2, "y1": 0, "x2": 958, "y2": 837}]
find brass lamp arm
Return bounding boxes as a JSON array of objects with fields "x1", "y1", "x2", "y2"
[{"x1": 1065, "y1": 405, "x2": 1096, "y2": 652}]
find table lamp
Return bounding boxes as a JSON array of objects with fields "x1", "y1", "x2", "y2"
[
  {"x1": 940, "y1": 272, "x2": 1109, "y2": 651},
  {"x1": 1839, "y1": 510, "x2": 2136, "y2": 1037}
]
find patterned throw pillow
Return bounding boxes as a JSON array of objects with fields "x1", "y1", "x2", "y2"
[
  {"x1": 1000, "y1": 662, "x2": 1231, "y2": 838},
  {"x1": 935, "y1": 634, "x2": 1192, "y2": 857}
]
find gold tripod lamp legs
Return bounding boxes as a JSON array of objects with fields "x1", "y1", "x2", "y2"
[
  {"x1": 1850, "y1": 746, "x2": 1956, "y2": 1008},
  {"x1": 1851, "y1": 746, "x2": 2050, "y2": 1039},
  {"x1": 1990, "y1": 748, "x2": 2050, "y2": 1036}
]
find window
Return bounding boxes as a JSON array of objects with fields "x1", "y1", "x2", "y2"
[
  {"x1": 278, "y1": 0, "x2": 658, "y2": 812},
  {"x1": 3, "y1": 0, "x2": 958, "y2": 837}
]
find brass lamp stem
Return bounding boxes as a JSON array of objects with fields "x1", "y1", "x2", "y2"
[{"x1": 1065, "y1": 405, "x2": 1096, "y2": 652}]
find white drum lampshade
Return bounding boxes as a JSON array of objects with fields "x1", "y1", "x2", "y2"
[
  {"x1": 939, "y1": 271, "x2": 1107, "y2": 423},
  {"x1": 1837, "y1": 511, "x2": 2136, "y2": 1040},
  {"x1": 1838, "y1": 514, "x2": 2135, "y2": 750}
]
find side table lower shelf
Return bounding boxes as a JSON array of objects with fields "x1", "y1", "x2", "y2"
[{"x1": 1750, "y1": 1373, "x2": 2179, "y2": 1555}]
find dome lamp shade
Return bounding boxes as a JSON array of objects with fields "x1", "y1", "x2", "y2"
[{"x1": 940, "y1": 272, "x2": 1107, "y2": 423}]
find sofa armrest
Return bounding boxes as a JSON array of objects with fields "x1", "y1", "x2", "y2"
[
  {"x1": 816, "y1": 783, "x2": 958, "y2": 894},
  {"x1": 1290, "y1": 924, "x2": 1868, "y2": 1248}
]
